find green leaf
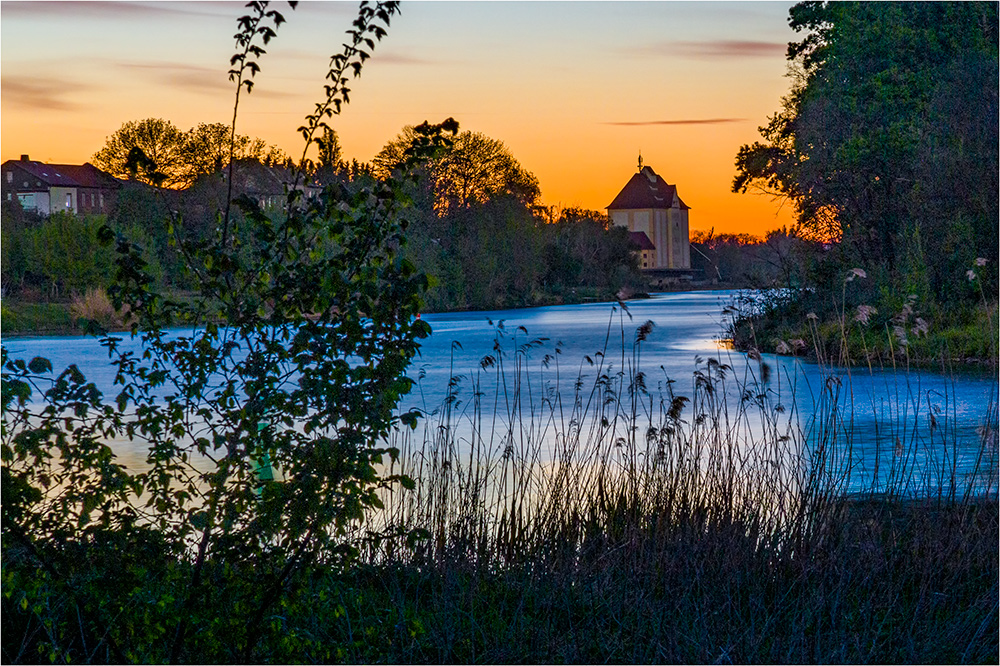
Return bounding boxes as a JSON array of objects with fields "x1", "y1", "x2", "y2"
[{"x1": 190, "y1": 511, "x2": 209, "y2": 530}]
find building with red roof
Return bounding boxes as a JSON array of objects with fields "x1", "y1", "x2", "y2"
[
  {"x1": 2, "y1": 155, "x2": 121, "y2": 216},
  {"x1": 607, "y1": 160, "x2": 691, "y2": 270}
]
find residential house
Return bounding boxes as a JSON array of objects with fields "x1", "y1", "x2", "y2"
[
  {"x1": 607, "y1": 160, "x2": 691, "y2": 270},
  {"x1": 2, "y1": 155, "x2": 121, "y2": 216},
  {"x1": 178, "y1": 159, "x2": 322, "y2": 226}
]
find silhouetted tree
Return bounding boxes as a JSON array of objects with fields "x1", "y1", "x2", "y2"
[
  {"x1": 93, "y1": 118, "x2": 186, "y2": 187},
  {"x1": 93, "y1": 118, "x2": 287, "y2": 189},
  {"x1": 733, "y1": 1, "x2": 997, "y2": 301},
  {"x1": 374, "y1": 126, "x2": 540, "y2": 214}
]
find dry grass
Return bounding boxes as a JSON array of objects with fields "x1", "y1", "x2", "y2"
[{"x1": 69, "y1": 288, "x2": 132, "y2": 331}]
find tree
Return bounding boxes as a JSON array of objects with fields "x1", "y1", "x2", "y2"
[
  {"x1": 542, "y1": 208, "x2": 641, "y2": 293},
  {"x1": 314, "y1": 126, "x2": 347, "y2": 185},
  {"x1": 92, "y1": 118, "x2": 186, "y2": 187},
  {"x1": 3, "y1": 2, "x2": 444, "y2": 662},
  {"x1": 317, "y1": 126, "x2": 344, "y2": 170},
  {"x1": 373, "y1": 127, "x2": 540, "y2": 214},
  {"x1": 12, "y1": 213, "x2": 114, "y2": 297},
  {"x1": 733, "y1": 1, "x2": 998, "y2": 299},
  {"x1": 178, "y1": 122, "x2": 289, "y2": 187},
  {"x1": 93, "y1": 119, "x2": 289, "y2": 188}
]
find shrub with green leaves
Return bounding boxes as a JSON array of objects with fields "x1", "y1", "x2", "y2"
[{"x1": 1, "y1": 1, "x2": 447, "y2": 662}]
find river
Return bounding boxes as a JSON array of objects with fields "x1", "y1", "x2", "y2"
[{"x1": 3, "y1": 290, "x2": 997, "y2": 496}]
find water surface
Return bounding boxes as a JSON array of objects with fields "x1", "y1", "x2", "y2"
[{"x1": 4, "y1": 290, "x2": 996, "y2": 495}]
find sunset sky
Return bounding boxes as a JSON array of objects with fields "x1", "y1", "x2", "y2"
[{"x1": 1, "y1": 1, "x2": 799, "y2": 235}]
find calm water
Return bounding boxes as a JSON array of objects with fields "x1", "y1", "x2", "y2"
[{"x1": 4, "y1": 291, "x2": 997, "y2": 494}]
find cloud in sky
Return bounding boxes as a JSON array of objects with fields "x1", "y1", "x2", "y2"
[
  {"x1": 119, "y1": 62, "x2": 229, "y2": 94},
  {"x1": 605, "y1": 118, "x2": 747, "y2": 126},
  {"x1": 628, "y1": 39, "x2": 786, "y2": 60},
  {"x1": 1, "y1": 1, "x2": 235, "y2": 20},
  {"x1": 372, "y1": 52, "x2": 439, "y2": 66},
  {"x1": 273, "y1": 48, "x2": 438, "y2": 67},
  {"x1": 117, "y1": 62, "x2": 292, "y2": 99},
  {"x1": 1, "y1": 75, "x2": 88, "y2": 112}
]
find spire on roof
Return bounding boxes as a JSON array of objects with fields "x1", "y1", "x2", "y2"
[{"x1": 637, "y1": 152, "x2": 643, "y2": 172}]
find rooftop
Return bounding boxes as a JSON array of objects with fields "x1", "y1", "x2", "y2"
[
  {"x1": 628, "y1": 230, "x2": 656, "y2": 250},
  {"x1": 607, "y1": 165, "x2": 689, "y2": 211},
  {"x1": 4, "y1": 157, "x2": 120, "y2": 189}
]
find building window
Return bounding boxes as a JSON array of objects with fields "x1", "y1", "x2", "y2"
[
  {"x1": 99, "y1": 193, "x2": 104, "y2": 208},
  {"x1": 5, "y1": 171, "x2": 11, "y2": 184},
  {"x1": 66, "y1": 193, "x2": 72, "y2": 208}
]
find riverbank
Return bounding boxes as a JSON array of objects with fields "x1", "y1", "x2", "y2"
[
  {"x1": 727, "y1": 290, "x2": 999, "y2": 370},
  {"x1": 1, "y1": 301, "x2": 77, "y2": 337},
  {"x1": 2, "y1": 282, "x2": 738, "y2": 339},
  {"x1": 6, "y1": 485, "x2": 993, "y2": 663},
  {"x1": 289, "y1": 495, "x2": 998, "y2": 664}
]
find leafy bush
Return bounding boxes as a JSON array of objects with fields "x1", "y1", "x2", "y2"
[
  {"x1": 2, "y1": 2, "x2": 441, "y2": 661},
  {"x1": 14, "y1": 213, "x2": 115, "y2": 298}
]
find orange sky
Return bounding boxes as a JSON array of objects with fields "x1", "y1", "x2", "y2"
[{"x1": 1, "y1": 1, "x2": 798, "y2": 236}]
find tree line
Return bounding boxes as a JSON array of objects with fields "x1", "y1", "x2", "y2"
[
  {"x1": 689, "y1": 228, "x2": 820, "y2": 290},
  {"x1": 91, "y1": 118, "x2": 290, "y2": 189},
  {"x1": 3, "y1": 121, "x2": 643, "y2": 316},
  {"x1": 733, "y1": 1, "x2": 997, "y2": 308},
  {"x1": 729, "y1": 1, "x2": 997, "y2": 362}
]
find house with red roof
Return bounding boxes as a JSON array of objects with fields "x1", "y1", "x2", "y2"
[
  {"x1": 607, "y1": 160, "x2": 691, "y2": 270},
  {"x1": 2, "y1": 155, "x2": 121, "y2": 216}
]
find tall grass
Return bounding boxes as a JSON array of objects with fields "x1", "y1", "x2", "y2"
[{"x1": 311, "y1": 303, "x2": 999, "y2": 663}]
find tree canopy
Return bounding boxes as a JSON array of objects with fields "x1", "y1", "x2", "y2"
[
  {"x1": 733, "y1": 1, "x2": 998, "y2": 300},
  {"x1": 92, "y1": 118, "x2": 186, "y2": 188},
  {"x1": 373, "y1": 126, "x2": 540, "y2": 215},
  {"x1": 92, "y1": 118, "x2": 288, "y2": 188}
]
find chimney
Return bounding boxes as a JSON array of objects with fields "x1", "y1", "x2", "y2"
[{"x1": 20, "y1": 154, "x2": 29, "y2": 162}]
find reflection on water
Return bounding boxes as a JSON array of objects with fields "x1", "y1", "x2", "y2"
[{"x1": 4, "y1": 290, "x2": 997, "y2": 496}]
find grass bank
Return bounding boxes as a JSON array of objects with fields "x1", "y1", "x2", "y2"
[
  {"x1": 1, "y1": 301, "x2": 77, "y2": 336},
  {"x1": 2, "y1": 288, "x2": 137, "y2": 337},
  {"x1": 728, "y1": 287, "x2": 998, "y2": 370},
  {"x1": 271, "y1": 496, "x2": 998, "y2": 663}
]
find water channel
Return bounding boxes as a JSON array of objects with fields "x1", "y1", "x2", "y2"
[{"x1": 3, "y1": 290, "x2": 997, "y2": 496}]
